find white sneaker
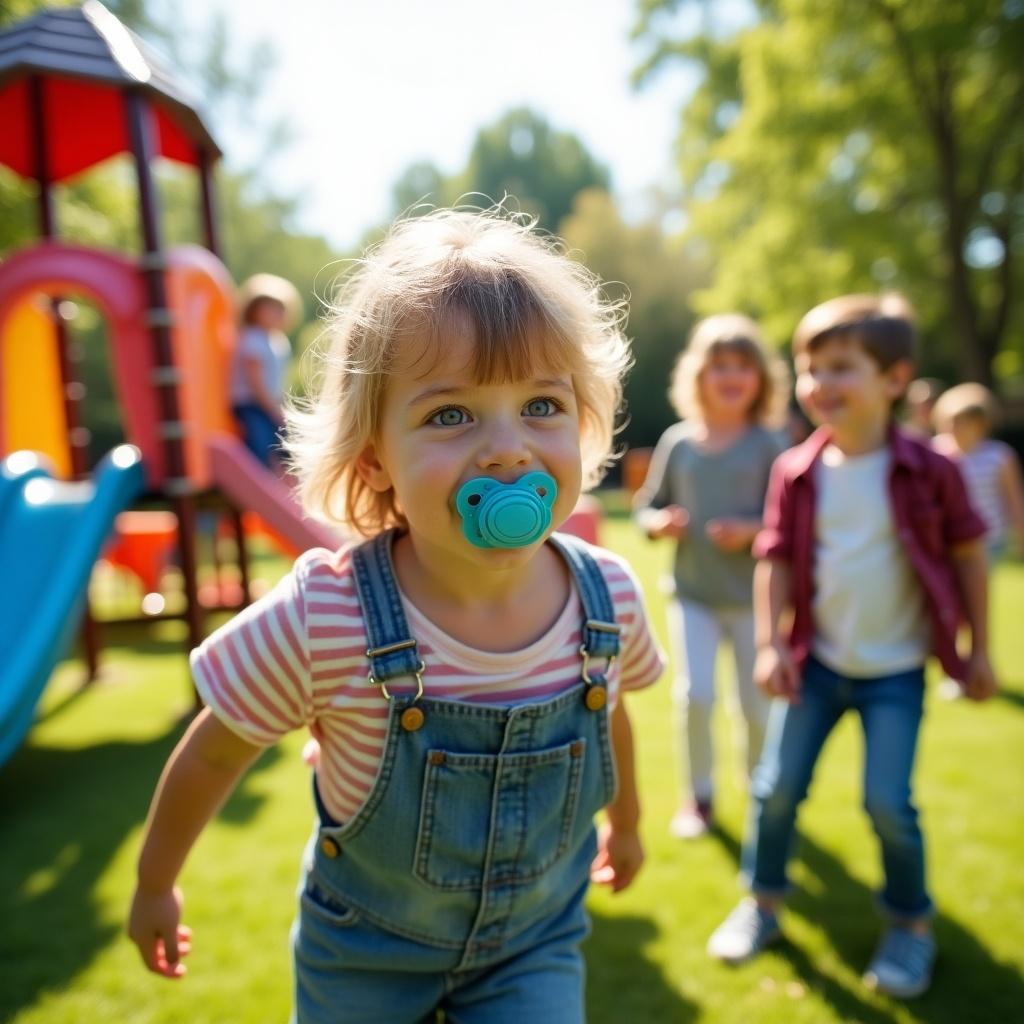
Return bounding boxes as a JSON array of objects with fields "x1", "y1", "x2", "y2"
[
  {"x1": 707, "y1": 900, "x2": 781, "y2": 964},
  {"x1": 669, "y1": 800, "x2": 713, "y2": 839}
]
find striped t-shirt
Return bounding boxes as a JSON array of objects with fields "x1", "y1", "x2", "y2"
[
  {"x1": 191, "y1": 540, "x2": 666, "y2": 823},
  {"x1": 935, "y1": 437, "x2": 1011, "y2": 544}
]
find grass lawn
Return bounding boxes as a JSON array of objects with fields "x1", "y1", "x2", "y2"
[{"x1": 2, "y1": 511, "x2": 1023, "y2": 1023}]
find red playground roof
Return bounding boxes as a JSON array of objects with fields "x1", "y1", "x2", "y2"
[{"x1": 0, "y1": 2, "x2": 221, "y2": 182}]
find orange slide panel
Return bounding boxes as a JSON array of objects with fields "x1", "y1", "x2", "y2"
[{"x1": 0, "y1": 296, "x2": 70, "y2": 476}]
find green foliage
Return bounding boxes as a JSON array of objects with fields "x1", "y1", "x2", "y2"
[
  {"x1": 389, "y1": 108, "x2": 611, "y2": 233},
  {"x1": 634, "y1": 0, "x2": 1024, "y2": 386},
  {"x1": 560, "y1": 188, "x2": 705, "y2": 450}
]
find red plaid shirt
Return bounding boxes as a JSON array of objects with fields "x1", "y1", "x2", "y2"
[{"x1": 754, "y1": 425, "x2": 987, "y2": 680}]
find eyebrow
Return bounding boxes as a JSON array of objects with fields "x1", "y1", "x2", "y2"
[{"x1": 407, "y1": 377, "x2": 574, "y2": 406}]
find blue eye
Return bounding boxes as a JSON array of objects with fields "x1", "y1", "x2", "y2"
[
  {"x1": 524, "y1": 397, "x2": 558, "y2": 417},
  {"x1": 429, "y1": 406, "x2": 469, "y2": 426}
]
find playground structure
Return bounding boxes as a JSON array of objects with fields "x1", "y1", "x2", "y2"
[{"x1": 0, "y1": 2, "x2": 339, "y2": 766}]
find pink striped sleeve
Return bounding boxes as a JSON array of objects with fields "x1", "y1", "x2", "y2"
[
  {"x1": 601, "y1": 551, "x2": 666, "y2": 693},
  {"x1": 190, "y1": 555, "x2": 312, "y2": 746}
]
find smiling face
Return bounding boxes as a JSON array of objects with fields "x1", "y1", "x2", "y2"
[
  {"x1": 356, "y1": 322, "x2": 583, "y2": 569},
  {"x1": 698, "y1": 346, "x2": 763, "y2": 423},
  {"x1": 795, "y1": 334, "x2": 911, "y2": 441}
]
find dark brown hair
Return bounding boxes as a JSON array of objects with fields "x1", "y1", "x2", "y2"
[{"x1": 793, "y1": 293, "x2": 917, "y2": 369}]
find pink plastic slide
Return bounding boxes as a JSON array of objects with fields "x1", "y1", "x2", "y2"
[{"x1": 207, "y1": 435, "x2": 343, "y2": 554}]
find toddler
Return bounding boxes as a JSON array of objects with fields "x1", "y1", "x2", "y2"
[
  {"x1": 634, "y1": 314, "x2": 787, "y2": 838},
  {"x1": 230, "y1": 272, "x2": 300, "y2": 469},
  {"x1": 129, "y1": 209, "x2": 665, "y2": 1023}
]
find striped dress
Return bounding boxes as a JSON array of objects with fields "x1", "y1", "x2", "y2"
[{"x1": 191, "y1": 541, "x2": 666, "y2": 823}]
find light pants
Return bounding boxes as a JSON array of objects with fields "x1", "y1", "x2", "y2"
[{"x1": 668, "y1": 598, "x2": 768, "y2": 804}]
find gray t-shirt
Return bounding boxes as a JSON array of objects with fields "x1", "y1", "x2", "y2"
[{"x1": 634, "y1": 422, "x2": 784, "y2": 609}]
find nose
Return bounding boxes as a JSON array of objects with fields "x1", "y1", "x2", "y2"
[{"x1": 475, "y1": 415, "x2": 531, "y2": 474}]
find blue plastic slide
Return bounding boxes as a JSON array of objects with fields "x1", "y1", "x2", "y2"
[{"x1": 0, "y1": 445, "x2": 145, "y2": 768}]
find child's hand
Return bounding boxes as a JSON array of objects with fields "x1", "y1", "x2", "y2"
[
  {"x1": 754, "y1": 643, "x2": 800, "y2": 703},
  {"x1": 128, "y1": 884, "x2": 191, "y2": 979},
  {"x1": 705, "y1": 517, "x2": 757, "y2": 552},
  {"x1": 647, "y1": 505, "x2": 689, "y2": 541},
  {"x1": 590, "y1": 821, "x2": 644, "y2": 893},
  {"x1": 962, "y1": 651, "x2": 998, "y2": 702}
]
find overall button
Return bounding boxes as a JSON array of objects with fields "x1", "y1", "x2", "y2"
[
  {"x1": 585, "y1": 685, "x2": 607, "y2": 711},
  {"x1": 320, "y1": 836, "x2": 341, "y2": 859},
  {"x1": 401, "y1": 706, "x2": 425, "y2": 731}
]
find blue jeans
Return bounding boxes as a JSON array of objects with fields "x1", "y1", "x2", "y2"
[
  {"x1": 232, "y1": 403, "x2": 281, "y2": 468},
  {"x1": 742, "y1": 656, "x2": 932, "y2": 920}
]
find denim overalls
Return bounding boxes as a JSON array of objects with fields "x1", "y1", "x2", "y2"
[{"x1": 291, "y1": 529, "x2": 621, "y2": 1024}]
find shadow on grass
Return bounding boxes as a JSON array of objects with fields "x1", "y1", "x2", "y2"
[
  {"x1": 0, "y1": 722, "x2": 281, "y2": 1020},
  {"x1": 712, "y1": 823, "x2": 1024, "y2": 1023},
  {"x1": 994, "y1": 687, "x2": 1024, "y2": 712},
  {"x1": 584, "y1": 909, "x2": 697, "y2": 1022}
]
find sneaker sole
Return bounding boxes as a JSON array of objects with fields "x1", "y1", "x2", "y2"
[
  {"x1": 863, "y1": 970, "x2": 932, "y2": 999},
  {"x1": 707, "y1": 927, "x2": 781, "y2": 966}
]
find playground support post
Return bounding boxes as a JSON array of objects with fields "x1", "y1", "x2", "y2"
[
  {"x1": 125, "y1": 88, "x2": 204, "y2": 687},
  {"x1": 30, "y1": 73, "x2": 100, "y2": 678}
]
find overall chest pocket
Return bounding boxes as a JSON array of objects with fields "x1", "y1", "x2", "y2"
[{"x1": 413, "y1": 738, "x2": 587, "y2": 892}]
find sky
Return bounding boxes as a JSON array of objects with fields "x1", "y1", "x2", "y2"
[{"x1": 172, "y1": 0, "x2": 706, "y2": 251}]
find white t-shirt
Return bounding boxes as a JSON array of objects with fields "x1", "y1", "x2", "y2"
[{"x1": 812, "y1": 445, "x2": 930, "y2": 677}]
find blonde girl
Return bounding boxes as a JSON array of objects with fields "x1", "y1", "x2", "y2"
[
  {"x1": 129, "y1": 208, "x2": 665, "y2": 1023},
  {"x1": 634, "y1": 314, "x2": 788, "y2": 838}
]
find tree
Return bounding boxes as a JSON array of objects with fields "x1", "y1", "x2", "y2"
[
  {"x1": 390, "y1": 108, "x2": 611, "y2": 234},
  {"x1": 560, "y1": 188, "x2": 704, "y2": 450},
  {"x1": 634, "y1": 0, "x2": 1024, "y2": 385}
]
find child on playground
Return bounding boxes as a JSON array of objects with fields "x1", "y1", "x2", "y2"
[
  {"x1": 634, "y1": 314, "x2": 787, "y2": 839},
  {"x1": 932, "y1": 382, "x2": 1024, "y2": 558},
  {"x1": 707, "y1": 293, "x2": 996, "y2": 999},
  {"x1": 229, "y1": 272, "x2": 301, "y2": 470},
  {"x1": 128, "y1": 208, "x2": 665, "y2": 1023}
]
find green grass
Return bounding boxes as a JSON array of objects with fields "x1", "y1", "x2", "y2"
[{"x1": 2, "y1": 516, "x2": 1023, "y2": 1023}]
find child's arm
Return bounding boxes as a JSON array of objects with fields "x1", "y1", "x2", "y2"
[
  {"x1": 633, "y1": 430, "x2": 689, "y2": 541},
  {"x1": 591, "y1": 698, "x2": 643, "y2": 893},
  {"x1": 128, "y1": 707, "x2": 264, "y2": 978},
  {"x1": 997, "y1": 447, "x2": 1024, "y2": 553},
  {"x1": 753, "y1": 559, "x2": 801, "y2": 703},
  {"x1": 951, "y1": 539, "x2": 998, "y2": 701},
  {"x1": 705, "y1": 517, "x2": 762, "y2": 551}
]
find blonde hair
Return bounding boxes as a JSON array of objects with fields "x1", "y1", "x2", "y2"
[
  {"x1": 284, "y1": 207, "x2": 631, "y2": 536},
  {"x1": 669, "y1": 313, "x2": 789, "y2": 426},
  {"x1": 932, "y1": 382, "x2": 998, "y2": 433}
]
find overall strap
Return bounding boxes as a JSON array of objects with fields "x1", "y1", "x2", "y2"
[
  {"x1": 350, "y1": 529, "x2": 424, "y2": 699},
  {"x1": 548, "y1": 533, "x2": 621, "y2": 703}
]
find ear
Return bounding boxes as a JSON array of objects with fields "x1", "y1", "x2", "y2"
[
  {"x1": 886, "y1": 359, "x2": 914, "y2": 401},
  {"x1": 355, "y1": 444, "x2": 392, "y2": 493}
]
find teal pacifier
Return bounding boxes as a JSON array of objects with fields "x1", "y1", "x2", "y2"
[{"x1": 455, "y1": 471, "x2": 557, "y2": 549}]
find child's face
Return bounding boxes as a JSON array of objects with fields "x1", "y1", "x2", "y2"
[
  {"x1": 795, "y1": 335, "x2": 909, "y2": 436},
  {"x1": 699, "y1": 348, "x2": 762, "y2": 420},
  {"x1": 950, "y1": 413, "x2": 987, "y2": 451},
  {"x1": 358, "y1": 327, "x2": 583, "y2": 566},
  {"x1": 250, "y1": 298, "x2": 287, "y2": 331}
]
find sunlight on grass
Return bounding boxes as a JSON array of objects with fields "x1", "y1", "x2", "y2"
[{"x1": 2, "y1": 511, "x2": 1022, "y2": 1023}]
